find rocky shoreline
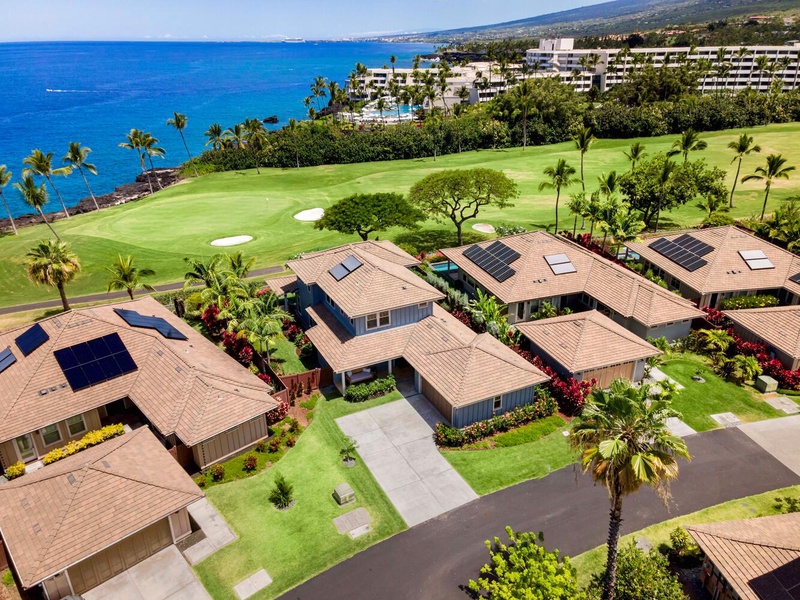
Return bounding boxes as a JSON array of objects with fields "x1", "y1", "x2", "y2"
[{"x1": 0, "y1": 168, "x2": 183, "y2": 233}]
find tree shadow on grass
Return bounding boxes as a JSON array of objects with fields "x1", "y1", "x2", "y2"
[{"x1": 392, "y1": 229, "x2": 490, "y2": 253}]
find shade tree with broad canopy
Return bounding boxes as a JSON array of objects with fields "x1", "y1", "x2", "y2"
[{"x1": 314, "y1": 193, "x2": 425, "y2": 241}]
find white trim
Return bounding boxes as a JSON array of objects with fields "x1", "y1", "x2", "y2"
[
  {"x1": 66, "y1": 414, "x2": 87, "y2": 437},
  {"x1": 366, "y1": 310, "x2": 391, "y2": 331},
  {"x1": 13, "y1": 432, "x2": 36, "y2": 463},
  {"x1": 39, "y1": 423, "x2": 62, "y2": 447},
  {"x1": 492, "y1": 395, "x2": 503, "y2": 412}
]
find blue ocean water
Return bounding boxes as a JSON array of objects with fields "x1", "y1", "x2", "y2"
[{"x1": 0, "y1": 41, "x2": 433, "y2": 218}]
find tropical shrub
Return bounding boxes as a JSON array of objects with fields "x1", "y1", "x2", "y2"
[
  {"x1": 340, "y1": 437, "x2": 358, "y2": 462},
  {"x1": 268, "y1": 437, "x2": 282, "y2": 453},
  {"x1": 718, "y1": 294, "x2": 779, "y2": 310},
  {"x1": 266, "y1": 400, "x2": 290, "y2": 424},
  {"x1": 285, "y1": 435, "x2": 296, "y2": 447},
  {"x1": 775, "y1": 495, "x2": 800, "y2": 514},
  {"x1": 344, "y1": 375, "x2": 396, "y2": 402},
  {"x1": 195, "y1": 474, "x2": 207, "y2": 487},
  {"x1": 255, "y1": 439, "x2": 267, "y2": 453},
  {"x1": 669, "y1": 526, "x2": 699, "y2": 559},
  {"x1": 42, "y1": 424, "x2": 126, "y2": 465},
  {"x1": 210, "y1": 463, "x2": 225, "y2": 481},
  {"x1": 287, "y1": 418, "x2": 301, "y2": 433},
  {"x1": 701, "y1": 306, "x2": 727, "y2": 327},
  {"x1": 269, "y1": 474, "x2": 294, "y2": 508},
  {"x1": 521, "y1": 353, "x2": 595, "y2": 416},
  {"x1": 586, "y1": 543, "x2": 686, "y2": 600},
  {"x1": 242, "y1": 454, "x2": 258, "y2": 472},
  {"x1": 4, "y1": 461, "x2": 26, "y2": 480},
  {"x1": 494, "y1": 224, "x2": 527, "y2": 237}
]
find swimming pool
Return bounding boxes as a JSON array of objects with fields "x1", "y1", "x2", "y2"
[{"x1": 430, "y1": 261, "x2": 458, "y2": 274}]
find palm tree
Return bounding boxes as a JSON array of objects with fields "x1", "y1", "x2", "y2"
[
  {"x1": 243, "y1": 118, "x2": 268, "y2": 174},
  {"x1": 375, "y1": 97, "x2": 388, "y2": 122},
  {"x1": 167, "y1": 112, "x2": 199, "y2": 177},
  {"x1": 567, "y1": 192, "x2": 589, "y2": 238},
  {"x1": 311, "y1": 75, "x2": 328, "y2": 111},
  {"x1": 141, "y1": 133, "x2": 165, "y2": 190},
  {"x1": 654, "y1": 158, "x2": 678, "y2": 233},
  {"x1": 727, "y1": 134, "x2": 761, "y2": 208},
  {"x1": 624, "y1": 142, "x2": 647, "y2": 171},
  {"x1": 742, "y1": 154, "x2": 796, "y2": 221},
  {"x1": 224, "y1": 123, "x2": 246, "y2": 149},
  {"x1": 668, "y1": 128, "x2": 707, "y2": 163},
  {"x1": 22, "y1": 149, "x2": 72, "y2": 219},
  {"x1": 539, "y1": 159, "x2": 579, "y2": 234},
  {"x1": 14, "y1": 174, "x2": 60, "y2": 240},
  {"x1": 204, "y1": 123, "x2": 225, "y2": 151},
  {"x1": 223, "y1": 251, "x2": 256, "y2": 279},
  {"x1": 390, "y1": 54, "x2": 397, "y2": 77},
  {"x1": 106, "y1": 254, "x2": 156, "y2": 300},
  {"x1": 25, "y1": 239, "x2": 81, "y2": 311},
  {"x1": 609, "y1": 207, "x2": 645, "y2": 258},
  {"x1": 183, "y1": 255, "x2": 223, "y2": 289},
  {"x1": 570, "y1": 379, "x2": 690, "y2": 600},
  {"x1": 697, "y1": 328, "x2": 734, "y2": 365},
  {"x1": 598, "y1": 171, "x2": 619, "y2": 203},
  {"x1": 63, "y1": 142, "x2": 100, "y2": 211},
  {"x1": 754, "y1": 54, "x2": 771, "y2": 90},
  {"x1": 0, "y1": 165, "x2": 17, "y2": 235},
  {"x1": 573, "y1": 126, "x2": 596, "y2": 193},
  {"x1": 287, "y1": 119, "x2": 301, "y2": 169},
  {"x1": 119, "y1": 129, "x2": 153, "y2": 195}
]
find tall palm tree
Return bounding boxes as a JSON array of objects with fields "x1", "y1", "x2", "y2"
[
  {"x1": 243, "y1": 117, "x2": 268, "y2": 174},
  {"x1": 567, "y1": 192, "x2": 589, "y2": 238},
  {"x1": 597, "y1": 171, "x2": 619, "y2": 202},
  {"x1": 204, "y1": 123, "x2": 225, "y2": 151},
  {"x1": 573, "y1": 126, "x2": 597, "y2": 193},
  {"x1": 311, "y1": 75, "x2": 328, "y2": 111},
  {"x1": 63, "y1": 142, "x2": 100, "y2": 211},
  {"x1": 570, "y1": 379, "x2": 690, "y2": 600},
  {"x1": 106, "y1": 254, "x2": 156, "y2": 300},
  {"x1": 390, "y1": 54, "x2": 397, "y2": 77},
  {"x1": 25, "y1": 239, "x2": 81, "y2": 311},
  {"x1": 14, "y1": 174, "x2": 60, "y2": 240},
  {"x1": 224, "y1": 123, "x2": 246, "y2": 149},
  {"x1": 754, "y1": 54, "x2": 771, "y2": 90},
  {"x1": 539, "y1": 159, "x2": 578, "y2": 234},
  {"x1": 623, "y1": 142, "x2": 647, "y2": 172},
  {"x1": 167, "y1": 112, "x2": 199, "y2": 177},
  {"x1": 668, "y1": 128, "x2": 707, "y2": 163},
  {"x1": 0, "y1": 165, "x2": 17, "y2": 235},
  {"x1": 141, "y1": 133, "x2": 165, "y2": 190},
  {"x1": 727, "y1": 133, "x2": 761, "y2": 208},
  {"x1": 183, "y1": 254, "x2": 223, "y2": 289},
  {"x1": 609, "y1": 207, "x2": 645, "y2": 259},
  {"x1": 654, "y1": 158, "x2": 678, "y2": 232},
  {"x1": 742, "y1": 154, "x2": 796, "y2": 221},
  {"x1": 22, "y1": 149, "x2": 72, "y2": 219},
  {"x1": 224, "y1": 251, "x2": 256, "y2": 279},
  {"x1": 119, "y1": 129, "x2": 153, "y2": 195}
]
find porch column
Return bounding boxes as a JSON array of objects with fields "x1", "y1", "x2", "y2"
[
  {"x1": 388, "y1": 359, "x2": 393, "y2": 375},
  {"x1": 341, "y1": 372, "x2": 347, "y2": 395}
]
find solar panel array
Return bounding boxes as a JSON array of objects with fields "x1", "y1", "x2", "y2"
[
  {"x1": 544, "y1": 253, "x2": 577, "y2": 275},
  {"x1": 54, "y1": 333, "x2": 137, "y2": 392},
  {"x1": 650, "y1": 234, "x2": 714, "y2": 272},
  {"x1": 463, "y1": 241, "x2": 520, "y2": 282},
  {"x1": 329, "y1": 255, "x2": 363, "y2": 282},
  {"x1": 15, "y1": 323, "x2": 50, "y2": 356},
  {"x1": 113, "y1": 308, "x2": 188, "y2": 340},
  {"x1": 0, "y1": 348, "x2": 16, "y2": 375},
  {"x1": 738, "y1": 249, "x2": 775, "y2": 271},
  {"x1": 791, "y1": 272, "x2": 800, "y2": 285}
]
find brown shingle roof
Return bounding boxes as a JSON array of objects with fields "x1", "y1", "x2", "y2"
[
  {"x1": 264, "y1": 274, "x2": 298, "y2": 296},
  {"x1": 724, "y1": 305, "x2": 800, "y2": 361},
  {"x1": 0, "y1": 297, "x2": 278, "y2": 446},
  {"x1": 306, "y1": 304, "x2": 548, "y2": 408},
  {"x1": 515, "y1": 310, "x2": 661, "y2": 373},
  {"x1": 627, "y1": 226, "x2": 800, "y2": 296},
  {"x1": 441, "y1": 231, "x2": 702, "y2": 327},
  {"x1": 688, "y1": 513, "x2": 800, "y2": 600},
  {"x1": 288, "y1": 242, "x2": 442, "y2": 317},
  {"x1": 0, "y1": 427, "x2": 203, "y2": 588}
]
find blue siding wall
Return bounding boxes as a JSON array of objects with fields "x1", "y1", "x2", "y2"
[
  {"x1": 353, "y1": 302, "x2": 433, "y2": 335},
  {"x1": 452, "y1": 385, "x2": 539, "y2": 428}
]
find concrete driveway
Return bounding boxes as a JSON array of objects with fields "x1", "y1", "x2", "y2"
[
  {"x1": 82, "y1": 546, "x2": 211, "y2": 600},
  {"x1": 739, "y1": 415, "x2": 800, "y2": 476},
  {"x1": 336, "y1": 393, "x2": 478, "y2": 527}
]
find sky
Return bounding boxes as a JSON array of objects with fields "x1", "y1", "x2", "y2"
[{"x1": 0, "y1": 0, "x2": 605, "y2": 42}]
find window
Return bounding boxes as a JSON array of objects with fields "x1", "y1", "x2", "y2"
[
  {"x1": 325, "y1": 293, "x2": 336, "y2": 309},
  {"x1": 40, "y1": 423, "x2": 61, "y2": 446},
  {"x1": 418, "y1": 302, "x2": 428, "y2": 310},
  {"x1": 366, "y1": 311, "x2": 390, "y2": 330},
  {"x1": 492, "y1": 396, "x2": 503, "y2": 412},
  {"x1": 66, "y1": 414, "x2": 87, "y2": 437},
  {"x1": 516, "y1": 302, "x2": 525, "y2": 320}
]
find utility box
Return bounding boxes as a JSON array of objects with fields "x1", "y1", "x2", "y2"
[
  {"x1": 755, "y1": 375, "x2": 779, "y2": 393},
  {"x1": 334, "y1": 483, "x2": 355, "y2": 506}
]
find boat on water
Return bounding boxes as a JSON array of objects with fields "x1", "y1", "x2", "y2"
[{"x1": 283, "y1": 37, "x2": 306, "y2": 43}]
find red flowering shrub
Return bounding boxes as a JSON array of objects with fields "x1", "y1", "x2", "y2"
[
  {"x1": 220, "y1": 331, "x2": 256, "y2": 366},
  {"x1": 521, "y1": 354, "x2": 594, "y2": 416},
  {"x1": 255, "y1": 287, "x2": 272, "y2": 297},
  {"x1": 257, "y1": 372, "x2": 272, "y2": 385},
  {"x1": 450, "y1": 309, "x2": 473, "y2": 329},
  {"x1": 702, "y1": 307, "x2": 728, "y2": 327},
  {"x1": 201, "y1": 305, "x2": 226, "y2": 336},
  {"x1": 266, "y1": 401, "x2": 290, "y2": 425},
  {"x1": 286, "y1": 324, "x2": 302, "y2": 340},
  {"x1": 242, "y1": 454, "x2": 258, "y2": 472},
  {"x1": 731, "y1": 331, "x2": 800, "y2": 390}
]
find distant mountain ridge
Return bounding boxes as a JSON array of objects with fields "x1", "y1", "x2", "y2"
[{"x1": 384, "y1": 0, "x2": 797, "y2": 42}]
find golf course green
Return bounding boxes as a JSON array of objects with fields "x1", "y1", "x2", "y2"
[{"x1": 2, "y1": 122, "x2": 799, "y2": 309}]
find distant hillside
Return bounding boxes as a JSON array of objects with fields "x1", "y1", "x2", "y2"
[{"x1": 383, "y1": 0, "x2": 798, "y2": 42}]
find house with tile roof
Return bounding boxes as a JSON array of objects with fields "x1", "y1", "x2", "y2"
[
  {"x1": 288, "y1": 241, "x2": 549, "y2": 427},
  {"x1": 687, "y1": 513, "x2": 800, "y2": 600},
  {"x1": 0, "y1": 427, "x2": 203, "y2": 599},
  {"x1": 515, "y1": 310, "x2": 662, "y2": 389},
  {"x1": 724, "y1": 305, "x2": 800, "y2": 371},
  {"x1": 0, "y1": 296, "x2": 280, "y2": 473},
  {"x1": 626, "y1": 225, "x2": 800, "y2": 309},
  {"x1": 440, "y1": 231, "x2": 703, "y2": 342}
]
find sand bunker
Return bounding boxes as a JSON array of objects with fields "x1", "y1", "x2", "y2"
[
  {"x1": 210, "y1": 235, "x2": 254, "y2": 247},
  {"x1": 294, "y1": 208, "x2": 325, "y2": 221},
  {"x1": 472, "y1": 223, "x2": 496, "y2": 234}
]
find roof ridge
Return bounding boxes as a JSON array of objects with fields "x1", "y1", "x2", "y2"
[
  {"x1": 688, "y1": 525, "x2": 800, "y2": 553},
  {"x1": 87, "y1": 460, "x2": 203, "y2": 498},
  {"x1": 571, "y1": 317, "x2": 591, "y2": 371}
]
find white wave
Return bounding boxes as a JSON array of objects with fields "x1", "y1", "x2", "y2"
[{"x1": 45, "y1": 89, "x2": 106, "y2": 93}]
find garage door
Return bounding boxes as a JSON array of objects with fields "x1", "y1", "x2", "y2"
[
  {"x1": 583, "y1": 361, "x2": 636, "y2": 390},
  {"x1": 68, "y1": 518, "x2": 172, "y2": 595},
  {"x1": 421, "y1": 377, "x2": 452, "y2": 424}
]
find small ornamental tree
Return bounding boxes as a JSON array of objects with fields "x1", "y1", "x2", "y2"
[
  {"x1": 269, "y1": 474, "x2": 294, "y2": 509},
  {"x1": 314, "y1": 192, "x2": 425, "y2": 241},
  {"x1": 587, "y1": 543, "x2": 687, "y2": 600},
  {"x1": 408, "y1": 168, "x2": 518, "y2": 245},
  {"x1": 469, "y1": 527, "x2": 584, "y2": 600}
]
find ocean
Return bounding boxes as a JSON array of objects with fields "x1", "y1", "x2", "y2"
[{"x1": 0, "y1": 41, "x2": 433, "y2": 218}]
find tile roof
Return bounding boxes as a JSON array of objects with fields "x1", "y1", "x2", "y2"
[
  {"x1": 0, "y1": 427, "x2": 203, "y2": 588},
  {"x1": 264, "y1": 274, "x2": 298, "y2": 296},
  {"x1": 627, "y1": 226, "x2": 800, "y2": 296},
  {"x1": 688, "y1": 513, "x2": 800, "y2": 600},
  {"x1": 515, "y1": 310, "x2": 661, "y2": 372},
  {"x1": 287, "y1": 241, "x2": 443, "y2": 317},
  {"x1": 306, "y1": 304, "x2": 548, "y2": 408},
  {"x1": 724, "y1": 305, "x2": 800, "y2": 361},
  {"x1": 441, "y1": 231, "x2": 702, "y2": 326},
  {"x1": 0, "y1": 297, "x2": 278, "y2": 447}
]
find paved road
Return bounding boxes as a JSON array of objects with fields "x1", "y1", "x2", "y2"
[
  {"x1": 279, "y1": 428, "x2": 800, "y2": 600},
  {"x1": 0, "y1": 266, "x2": 285, "y2": 316}
]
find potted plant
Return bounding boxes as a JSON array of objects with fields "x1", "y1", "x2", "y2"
[
  {"x1": 269, "y1": 474, "x2": 294, "y2": 510},
  {"x1": 340, "y1": 437, "x2": 358, "y2": 467}
]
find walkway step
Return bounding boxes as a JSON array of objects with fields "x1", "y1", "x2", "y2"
[{"x1": 234, "y1": 570, "x2": 272, "y2": 600}]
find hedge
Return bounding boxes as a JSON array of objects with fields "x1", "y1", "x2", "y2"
[
  {"x1": 344, "y1": 375, "x2": 396, "y2": 402},
  {"x1": 3, "y1": 461, "x2": 25, "y2": 480},
  {"x1": 719, "y1": 294, "x2": 779, "y2": 310},
  {"x1": 42, "y1": 424, "x2": 126, "y2": 465},
  {"x1": 434, "y1": 393, "x2": 558, "y2": 448}
]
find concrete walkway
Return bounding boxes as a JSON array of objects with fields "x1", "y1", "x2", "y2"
[
  {"x1": 336, "y1": 393, "x2": 478, "y2": 527},
  {"x1": 82, "y1": 546, "x2": 211, "y2": 600},
  {"x1": 183, "y1": 498, "x2": 237, "y2": 565},
  {"x1": 739, "y1": 415, "x2": 800, "y2": 476}
]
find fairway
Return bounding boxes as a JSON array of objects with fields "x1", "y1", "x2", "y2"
[{"x1": 2, "y1": 123, "x2": 800, "y2": 309}]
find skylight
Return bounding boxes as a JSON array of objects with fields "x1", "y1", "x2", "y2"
[
  {"x1": 739, "y1": 250, "x2": 774, "y2": 271},
  {"x1": 329, "y1": 255, "x2": 363, "y2": 281},
  {"x1": 544, "y1": 253, "x2": 576, "y2": 275}
]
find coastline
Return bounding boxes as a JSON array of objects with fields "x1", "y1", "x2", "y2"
[{"x1": 0, "y1": 168, "x2": 183, "y2": 233}]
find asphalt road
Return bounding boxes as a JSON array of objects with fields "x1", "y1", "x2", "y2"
[{"x1": 280, "y1": 428, "x2": 800, "y2": 600}]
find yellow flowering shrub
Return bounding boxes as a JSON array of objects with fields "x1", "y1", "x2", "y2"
[
  {"x1": 42, "y1": 423, "x2": 125, "y2": 465},
  {"x1": 4, "y1": 461, "x2": 26, "y2": 480}
]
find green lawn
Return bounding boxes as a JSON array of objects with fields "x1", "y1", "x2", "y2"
[
  {"x1": 193, "y1": 390, "x2": 406, "y2": 600},
  {"x1": 270, "y1": 335, "x2": 313, "y2": 375},
  {"x1": 660, "y1": 355, "x2": 784, "y2": 431},
  {"x1": 442, "y1": 416, "x2": 577, "y2": 495},
  {"x1": 571, "y1": 485, "x2": 800, "y2": 587},
  {"x1": 3, "y1": 123, "x2": 800, "y2": 308}
]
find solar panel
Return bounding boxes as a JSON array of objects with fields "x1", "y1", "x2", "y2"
[
  {"x1": 651, "y1": 236, "x2": 710, "y2": 272},
  {"x1": 0, "y1": 348, "x2": 17, "y2": 374},
  {"x1": 54, "y1": 333, "x2": 137, "y2": 392},
  {"x1": 463, "y1": 245, "x2": 516, "y2": 282},
  {"x1": 15, "y1": 323, "x2": 50, "y2": 356},
  {"x1": 113, "y1": 308, "x2": 188, "y2": 341},
  {"x1": 329, "y1": 264, "x2": 349, "y2": 281},
  {"x1": 674, "y1": 234, "x2": 714, "y2": 256},
  {"x1": 341, "y1": 255, "x2": 363, "y2": 273},
  {"x1": 791, "y1": 272, "x2": 800, "y2": 285},
  {"x1": 486, "y1": 241, "x2": 521, "y2": 264}
]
